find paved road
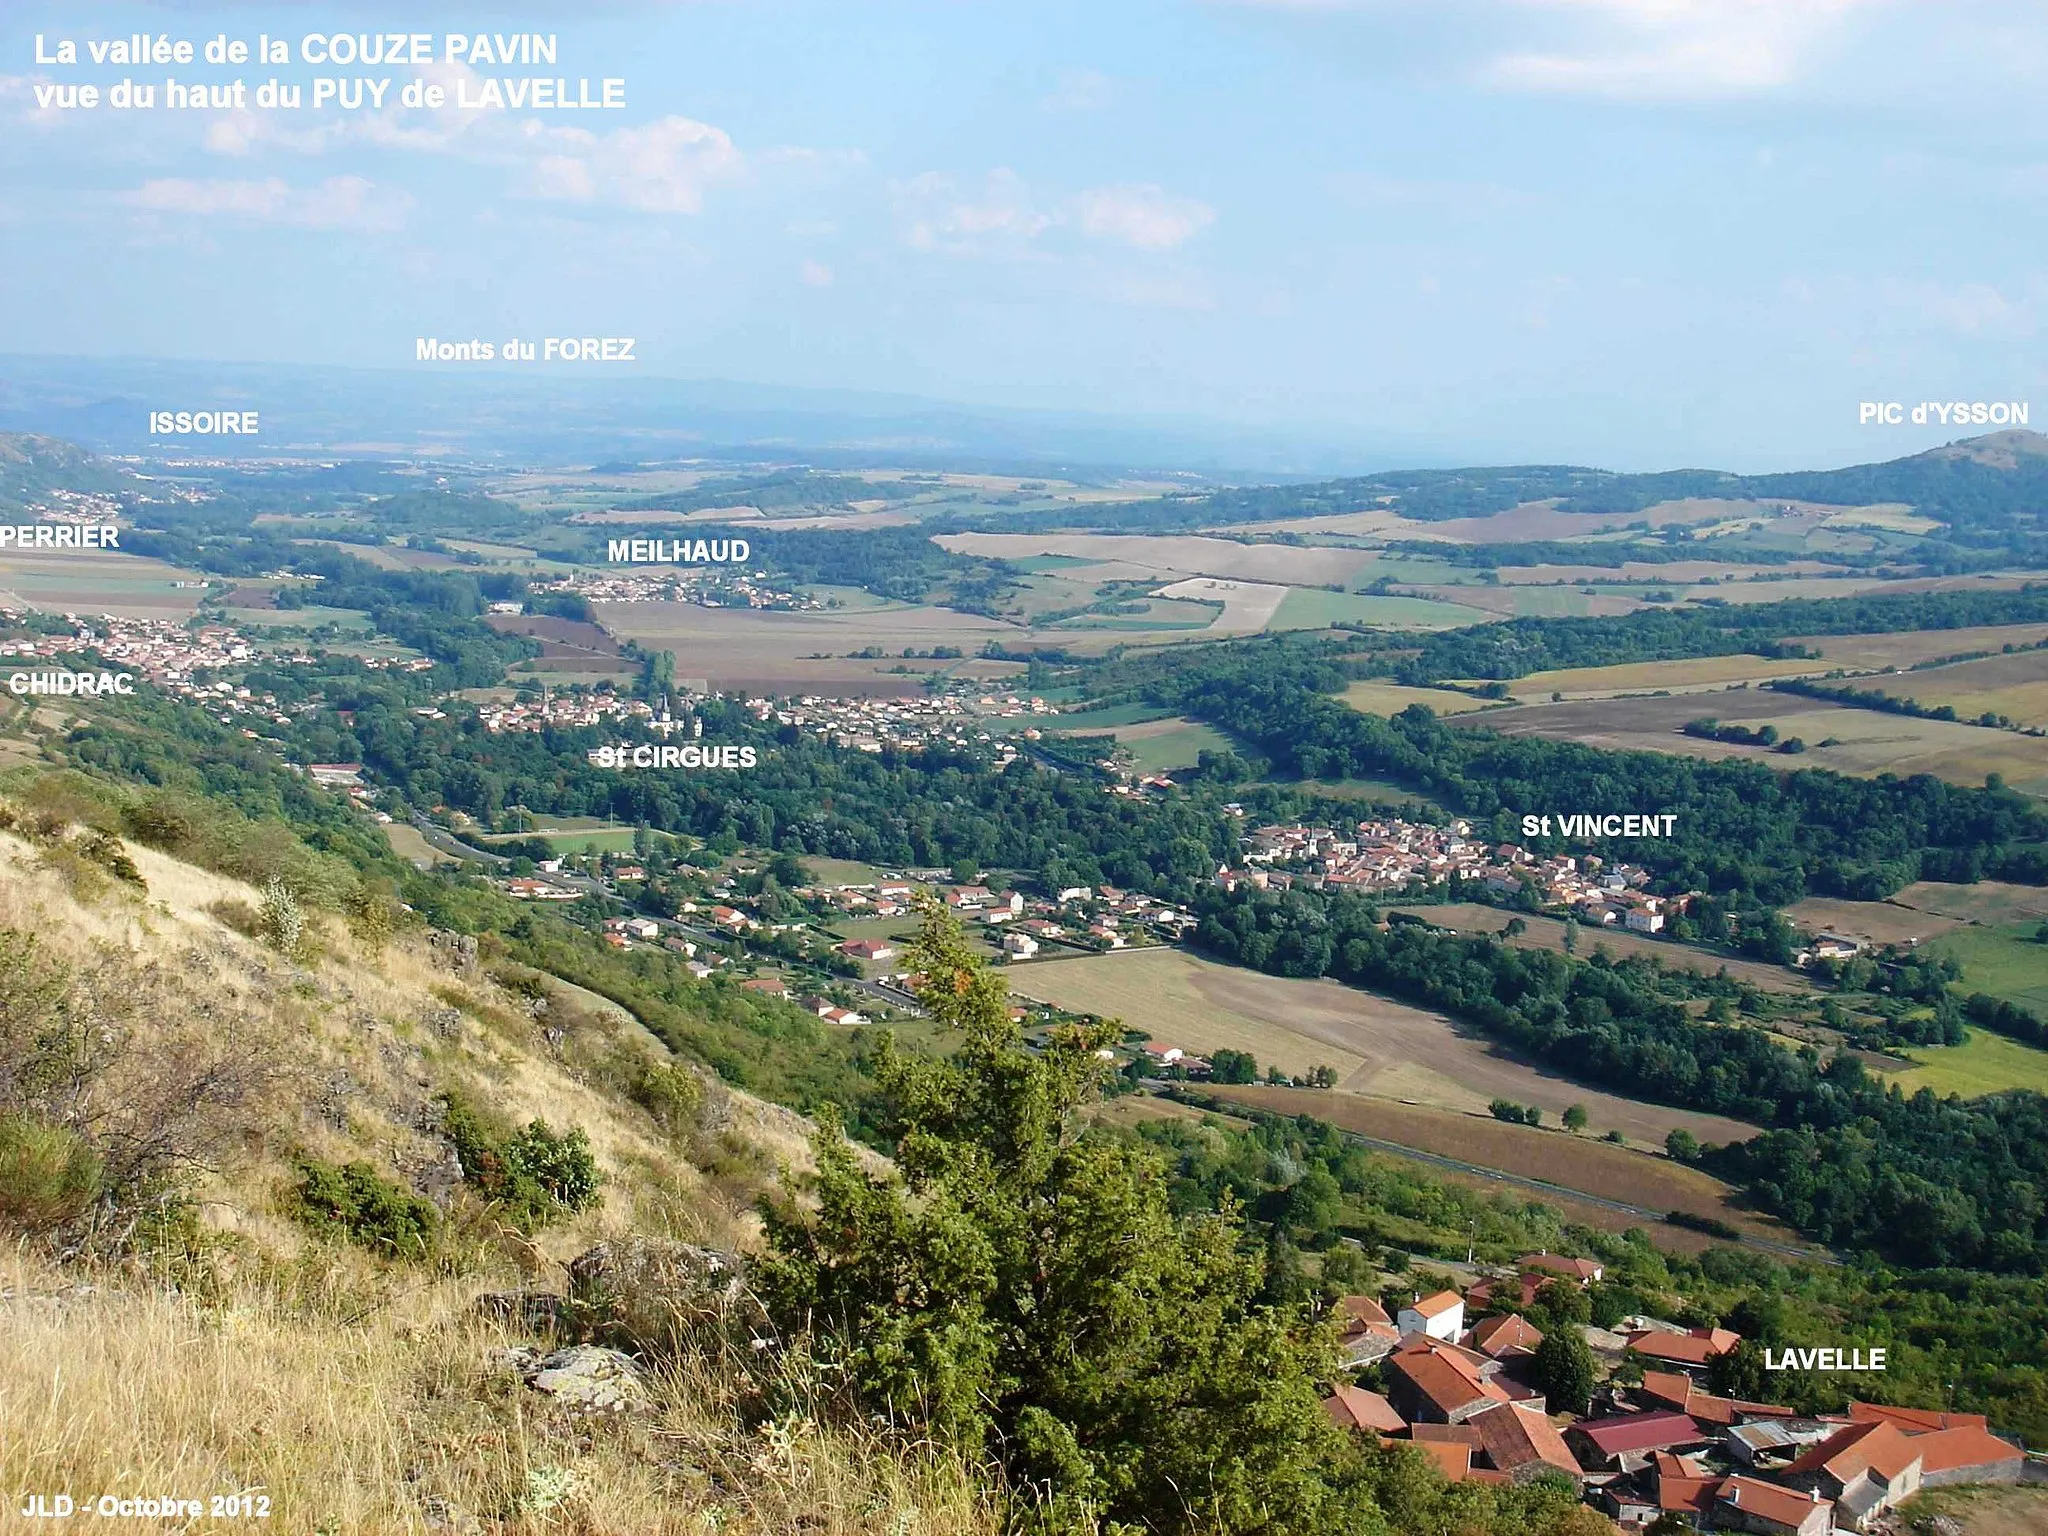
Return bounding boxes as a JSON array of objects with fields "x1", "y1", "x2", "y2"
[{"x1": 409, "y1": 816, "x2": 509, "y2": 869}]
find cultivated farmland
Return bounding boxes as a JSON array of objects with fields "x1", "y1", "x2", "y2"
[
  {"x1": 1009, "y1": 946, "x2": 1758, "y2": 1146},
  {"x1": 1791, "y1": 622, "x2": 2048, "y2": 670},
  {"x1": 1781, "y1": 897, "x2": 1963, "y2": 947},
  {"x1": 1193, "y1": 1086, "x2": 1807, "y2": 1253},
  {"x1": 1340, "y1": 682, "x2": 1497, "y2": 716},
  {"x1": 1468, "y1": 690, "x2": 2048, "y2": 796},
  {"x1": 935, "y1": 532, "x2": 1372, "y2": 587},
  {"x1": 1508, "y1": 654, "x2": 1835, "y2": 700},
  {"x1": 1826, "y1": 647, "x2": 2048, "y2": 729},
  {"x1": 593, "y1": 598, "x2": 1021, "y2": 693},
  {"x1": 1889, "y1": 880, "x2": 2048, "y2": 924},
  {"x1": 1924, "y1": 926, "x2": 2048, "y2": 1014},
  {"x1": 0, "y1": 550, "x2": 207, "y2": 619}
]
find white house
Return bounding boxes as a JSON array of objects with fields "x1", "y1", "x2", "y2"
[
  {"x1": 1398, "y1": 1290, "x2": 1465, "y2": 1342},
  {"x1": 1003, "y1": 932, "x2": 1040, "y2": 959}
]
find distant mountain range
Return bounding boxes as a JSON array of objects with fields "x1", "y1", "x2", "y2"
[{"x1": 0, "y1": 354, "x2": 1430, "y2": 482}]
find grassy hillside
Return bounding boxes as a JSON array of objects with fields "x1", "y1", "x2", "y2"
[{"x1": 0, "y1": 809, "x2": 990, "y2": 1535}]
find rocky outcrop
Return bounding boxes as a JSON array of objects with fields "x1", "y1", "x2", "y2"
[
  {"x1": 566, "y1": 1237, "x2": 768, "y2": 1355},
  {"x1": 500, "y1": 1344, "x2": 645, "y2": 1412}
]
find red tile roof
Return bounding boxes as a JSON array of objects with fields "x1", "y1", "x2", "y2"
[
  {"x1": 1847, "y1": 1401, "x2": 1988, "y2": 1433},
  {"x1": 1902, "y1": 1425, "x2": 2023, "y2": 1476},
  {"x1": 1653, "y1": 1451, "x2": 1711, "y2": 1481},
  {"x1": 1716, "y1": 1474, "x2": 1831, "y2": 1532},
  {"x1": 1323, "y1": 1385, "x2": 1406, "y2": 1435},
  {"x1": 1415, "y1": 1440, "x2": 1472, "y2": 1482},
  {"x1": 1521, "y1": 1252, "x2": 1602, "y2": 1283},
  {"x1": 1657, "y1": 1474, "x2": 1721, "y2": 1515},
  {"x1": 1334, "y1": 1294, "x2": 1392, "y2": 1329},
  {"x1": 1637, "y1": 1370, "x2": 1793, "y2": 1426},
  {"x1": 1467, "y1": 1402, "x2": 1579, "y2": 1479},
  {"x1": 1572, "y1": 1409, "x2": 1705, "y2": 1459},
  {"x1": 1786, "y1": 1420, "x2": 1921, "y2": 1484},
  {"x1": 1408, "y1": 1289, "x2": 1463, "y2": 1319},
  {"x1": 1624, "y1": 1327, "x2": 1740, "y2": 1366},
  {"x1": 1639, "y1": 1371, "x2": 1698, "y2": 1410},
  {"x1": 1413, "y1": 1423, "x2": 1484, "y2": 1447},
  {"x1": 1388, "y1": 1346, "x2": 1510, "y2": 1420},
  {"x1": 1471, "y1": 1314, "x2": 1545, "y2": 1357}
]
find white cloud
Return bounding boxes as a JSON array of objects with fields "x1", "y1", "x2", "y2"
[
  {"x1": 1327, "y1": 170, "x2": 1542, "y2": 217},
  {"x1": 800, "y1": 259, "x2": 835, "y2": 287},
  {"x1": 120, "y1": 174, "x2": 411, "y2": 231},
  {"x1": 1040, "y1": 68, "x2": 1117, "y2": 113},
  {"x1": 1070, "y1": 184, "x2": 1216, "y2": 249},
  {"x1": 1486, "y1": 0, "x2": 1876, "y2": 98},
  {"x1": 527, "y1": 116, "x2": 743, "y2": 214},
  {"x1": 896, "y1": 169, "x2": 1056, "y2": 254},
  {"x1": 193, "y1": 61, "x2": 760, "y2": 217},
  {"x1": 1236, "y1": 0, "x2": 1883, "y2": 100},
  {"x1": 897, "y1": 170, "x2": 1214, "y2": 255}
]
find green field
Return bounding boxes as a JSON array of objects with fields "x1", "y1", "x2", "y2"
[
  {"x1": 223, "y1": 605, "x2": 374, "y2": 631},
  {"x1": 1044, "y1": 701, "x2": 1177, "y2": 731},
  {"x1": 1270, "y1": 588, "x2": 1497, "y2": 630},
  {"x1": 1490, "y1": 587, "x2": 1604, "y2": 617},
  {"x1": 1052, "y1": 597, "x2": 1221, "y2": 631},
  {"x1": 483, "y1": 824, "x2": 643, "y2": 854},
  {"x1": 1007, "y1": 554, "x2": 1100, "y2": 573},
  {"x1": 803, "y1": 856, "x2": 911, "y2": 887},
  {"x1": 1926, "y1": 925, "x2": 2048, "y2": 1013},
  {"x1": 1119, "y1": 720, "x2": 1236, "y2": 772},
  {"x1": 1875, "y1": 1027, "x2": 2048, "y2": 1099}
]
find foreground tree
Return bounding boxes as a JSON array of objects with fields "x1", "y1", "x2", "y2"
[{"x1": 758, "y1": 903, "x2": 1385, "y2": 1535}]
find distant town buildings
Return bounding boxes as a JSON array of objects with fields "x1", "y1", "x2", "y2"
[{"x1": 1229, "y1": 816, "x2": 1695, "y2": 928}]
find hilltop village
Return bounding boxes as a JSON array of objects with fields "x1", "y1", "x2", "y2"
[{"x1": 1322, "y1": 1255, "x2": 2028, "y2": 1533}]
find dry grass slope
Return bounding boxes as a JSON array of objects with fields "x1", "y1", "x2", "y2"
[{"x1": 0, "y1": 829, "x2": 993, "y2": 1535}]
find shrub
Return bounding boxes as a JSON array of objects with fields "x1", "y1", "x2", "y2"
[
  {"x1": 258, "y1": 878, "x2": 305, "y2": 954},
  {"x1": 290, "y1": 1156, "x2": 438, "y2": 1257},
  {"x1": 0, "y1": 1112, "x2": 102, "y2": 1235},
  {"x1": 77, "y1": 830, "x2": 145, "y2": 887},
  {"x1": 442, "y1": 1092, "x2": 602, "y2": 1233},
  {"x1": 629, "y1": 1059, "x2": 704, "y2": 1141}
]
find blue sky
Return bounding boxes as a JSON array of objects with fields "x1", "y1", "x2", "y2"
[{"x1": 3, "y1": 1, "x2": 2046, "y2": 470}]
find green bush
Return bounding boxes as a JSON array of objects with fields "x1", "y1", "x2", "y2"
[
  {"x1": 290, "y1": 1156, "x2": 438, "y2": 1257},
  {"x1": 441, "y1": 1092, "x2": 601, "y2": 1233},
  {"x1": 628, "y1": 1059, "x2": 704, "y2": 1140},
  {"x1": 0, "y1": 1112, "x2": 103, "y2": 1235}
]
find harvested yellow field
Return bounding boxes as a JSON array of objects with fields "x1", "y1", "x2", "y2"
[
  {"x1": 1011, "y1": 947, "x2": 1756, "y2": 1146},
  {"x1": 1341, "y1": 681, "x2": 1496, "y2": 716},
  {"x1": 1840, "y1": 648, "x2": 2048, "y2": 728},
  {"x1": 1793, "y1": 622, "x2": 2048, "y2": 670},
  {"x1": 1470, "y1": 691, "x2": 2048, "y2": 796},
  {"x1": 1511, "y1": 654, "x2": 1828, "y2": 699},
  {"x1": 1818, "y1": 503, "x2": 1940, "y2": 534},
  {"x1": 1781, "y1": 897, "x2": 1962, "y2": 946},
  {"x1": 1152, "y1": 576, "x2": 1291, "y2": 633}
]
